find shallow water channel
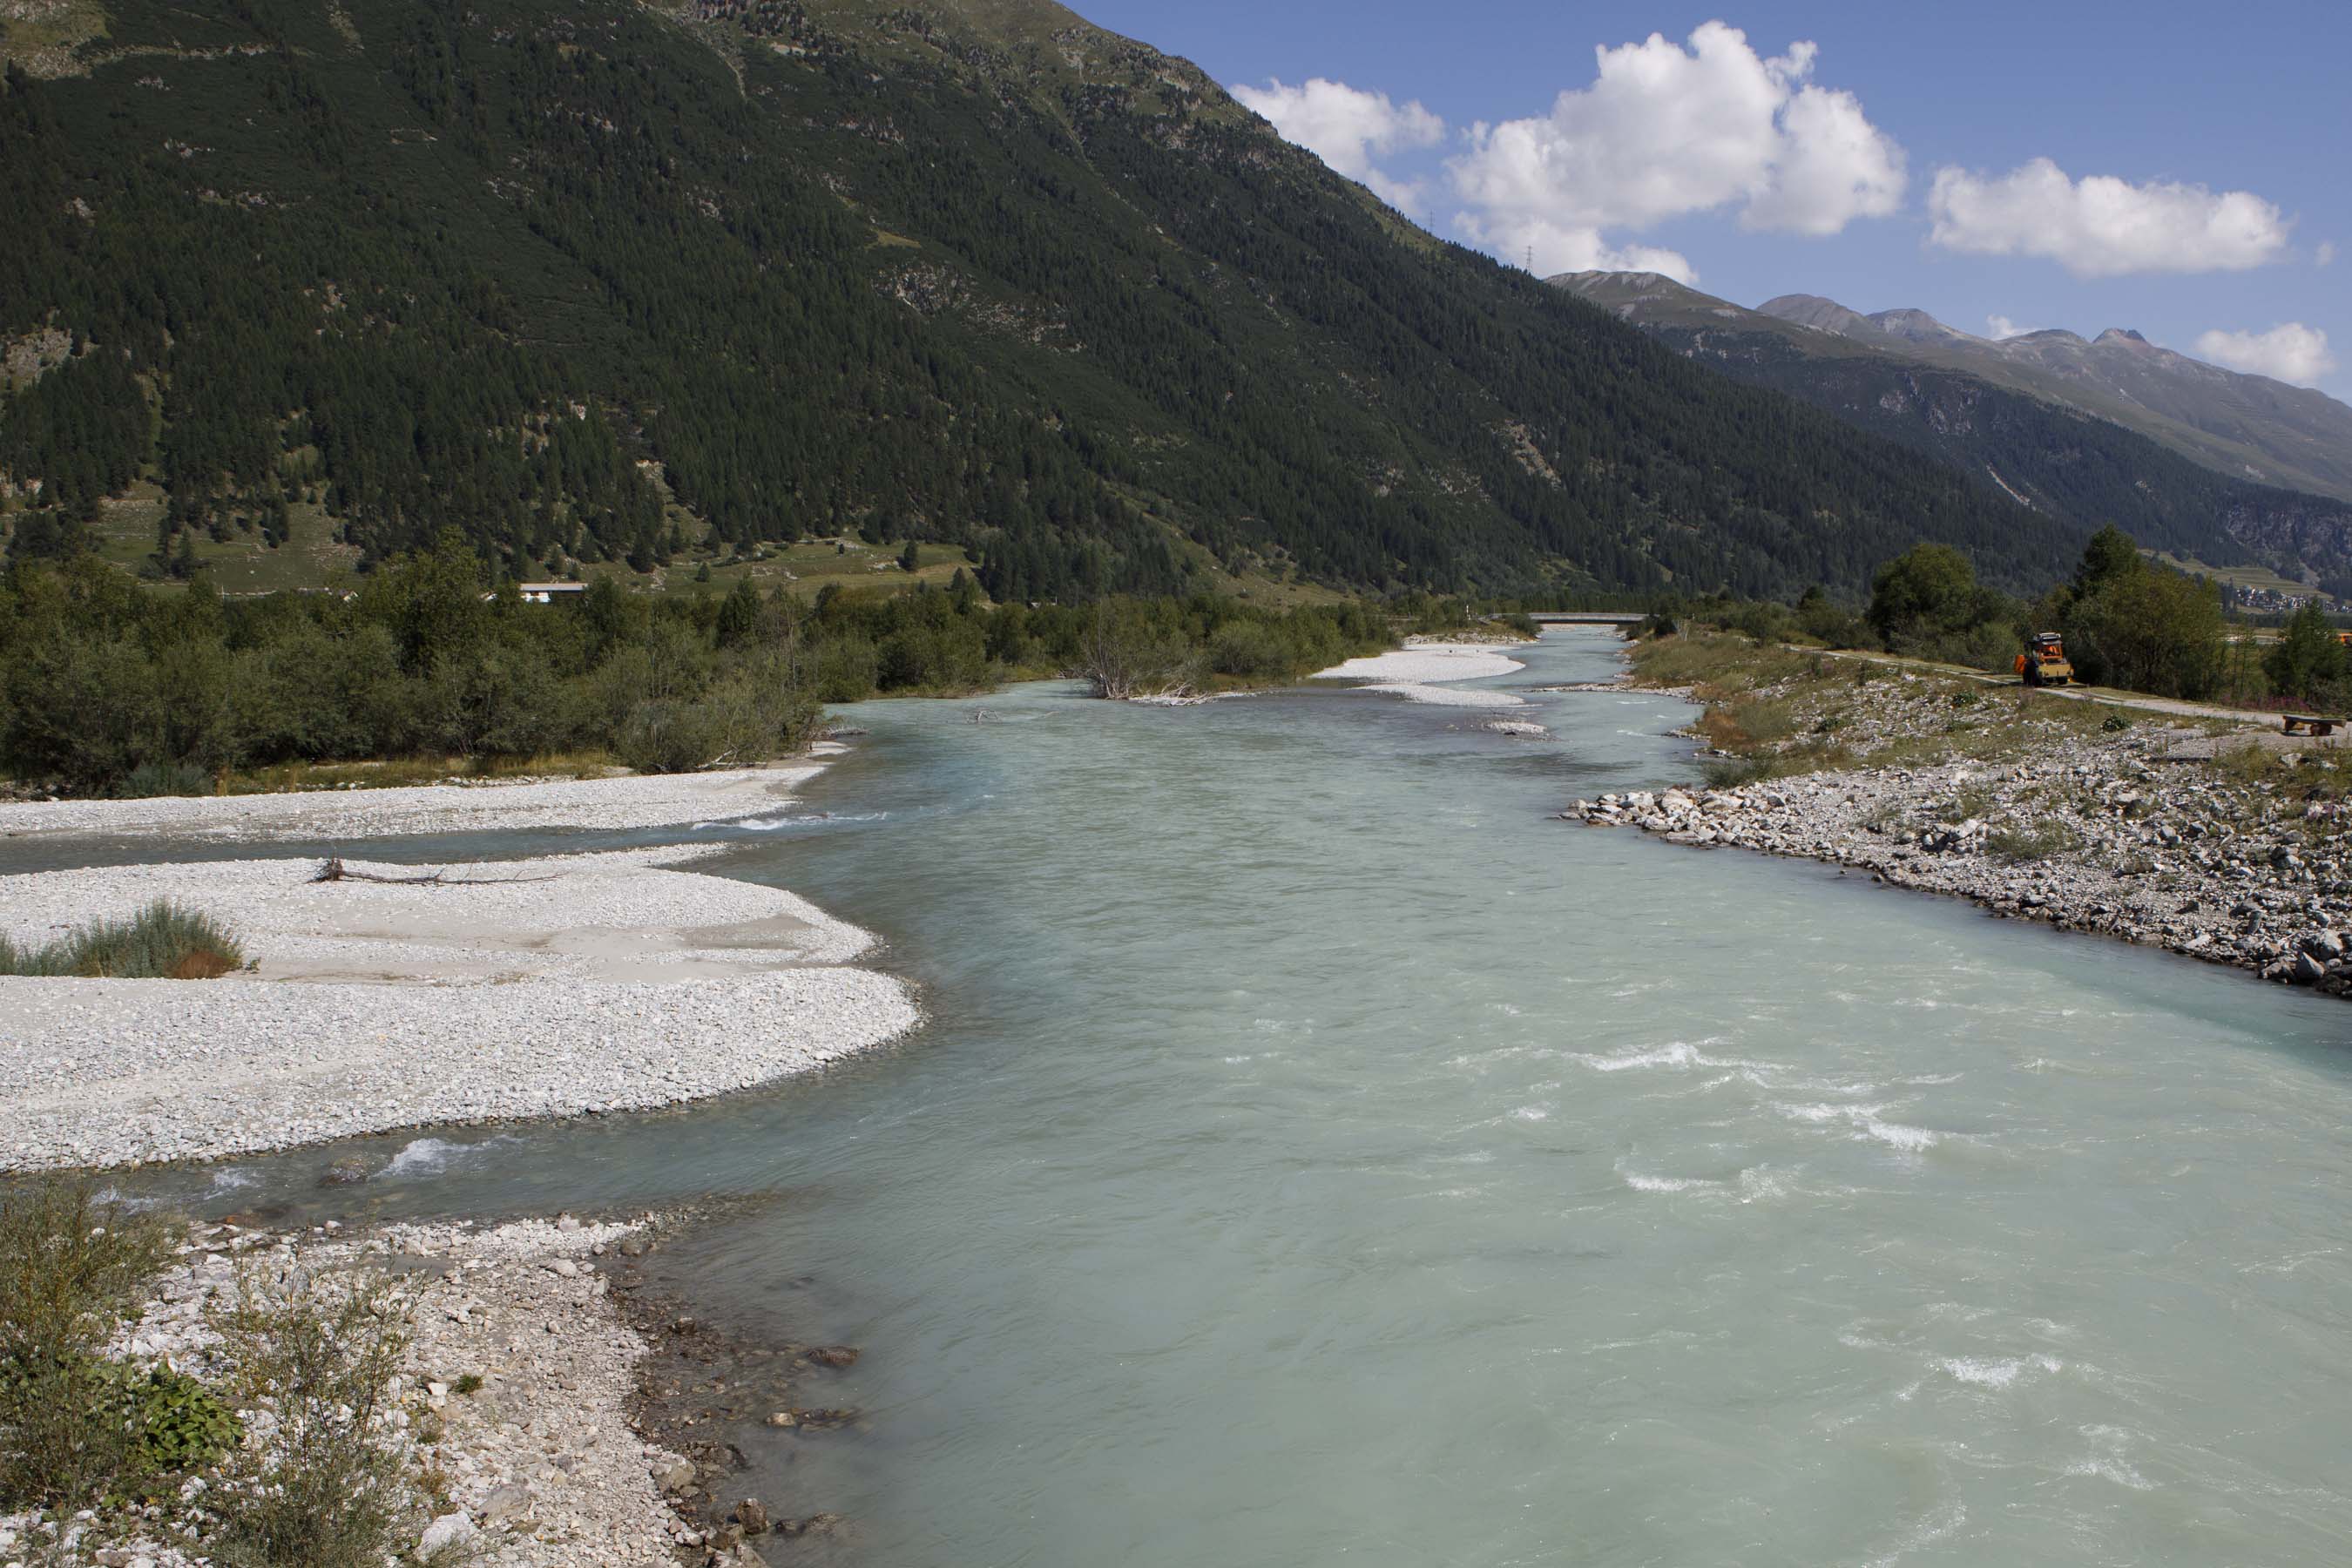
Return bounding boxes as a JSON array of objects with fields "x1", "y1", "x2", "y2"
[{"x1": 30, "y1": 628, "x2": 2352, "y2": 1565}]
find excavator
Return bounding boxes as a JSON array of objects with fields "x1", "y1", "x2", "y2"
[{"x1": 2015, "y1": 632, "x2": 2074, "y2": 687}]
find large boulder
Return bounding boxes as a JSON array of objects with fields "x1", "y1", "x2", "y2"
[{"x1": 419, "y1": 1512, "x2": 477, "y2": 1558}]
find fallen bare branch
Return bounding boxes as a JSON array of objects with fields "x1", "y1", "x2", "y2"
[{"x1": 308, "y1": 857, "x2": 562, "y2": 887}]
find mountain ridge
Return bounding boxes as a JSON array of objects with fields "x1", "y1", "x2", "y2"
[
  {"x1": 2, "y1": 0, "x2": 2092, "y2": 600},
  {"x1": 1741, "y1": 290, "x2": 2352, "y2": 502},
  {"x1": 1556, "y1": 270, "x2": 2352, "y2": 588}
]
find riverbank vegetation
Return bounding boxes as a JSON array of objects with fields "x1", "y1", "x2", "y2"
[
  {"x1": 1637, "y1": 525, "x2": 2340, "y2": 712},
  {"x1": 0, "y1": 1181, "x2": 422, "y2": 1566},
  {"x1": 0, "y1": 531, "x2": 1503, "y2": 796},
  {"x1": 1605, "y1": 616, "x2": 2352, "y2": 999},
  {"x1": 0, "y1": 900, "x2": 244, "y2": 979},
  {"x1": 1630, "y1": 626, "x2": 2165, "y2": 791}
]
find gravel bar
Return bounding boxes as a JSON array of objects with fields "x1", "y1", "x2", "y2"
[
  {"x1": 0, "y1": 845, "x2": 918, "y2": 1173},
  {"x1": 0, "y1": 762, "x2": 824, "y2": 841}
]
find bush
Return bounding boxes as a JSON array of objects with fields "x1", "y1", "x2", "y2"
[
  {"x1": 112, "y1": 761, "x2": 213, "y2": 800},
  {"x1": 0, "y1": 901, "x2": 245, "y2": 979},
  {"x1": 1078, "y1": 605, "x2": 1204, "y2": 699},
  {"x1": 1988, "y1": 823, "x2": 2078, "y2": 862},
  {"x1": 2264, "y1": 602, "x2": 2349, "y2": 707},
  {"x1": 806, "y1": 635, "x2": 880, "y2": 703},
  {"x1": 1206, "y1": 619, "x2": 1290, "y2": 679},
  {"x1": 0, "y1": 1180, "x2": 179, "y2": 1513},
  {"x1": 92, "y1": 1360, "x2": 242, "y2": 1496},
  {"x1": 1795, "y1": 588, "x2": 1872, "y2": 649},
  {"x1": 2064, "y1": 566, "x2": 2224, "y2": 698},
  {"x1": 205, "y1": 1266, "x2": 418, "y2": 1568}
]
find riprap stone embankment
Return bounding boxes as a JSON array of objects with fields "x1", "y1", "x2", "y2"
[{"x1": 1571, "y1": 659, "x2": 2352, "y2": 997}]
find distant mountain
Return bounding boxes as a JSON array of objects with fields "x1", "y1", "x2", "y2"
[
  {"x1": 1557, "y1": 272, "x2": 2352, "y2": 587},
  {"x1": 0, "y1": 0, "x2": 2082, "y2": 602},
  {"x1": 1750, "y1": 294, "x2": 2352, "y2": 504}
]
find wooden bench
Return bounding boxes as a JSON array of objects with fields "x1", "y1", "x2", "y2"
[{"x1": 2282, "y1": 714, "x2": 2344, "y2": 737}]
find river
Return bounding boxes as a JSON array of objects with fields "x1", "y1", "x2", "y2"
[{"x1": 53, "y1": 628, "x2": 2352, "y2": 1565}]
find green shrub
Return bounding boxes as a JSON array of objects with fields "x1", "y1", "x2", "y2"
[
  {"x1": 1988, "y1": 823, "x2": 2078, "y2": 862},
  {"x1": 94, "y1": 1361, "x2": 243, "y2": 1493},
  {"x1": 112, "y1": 761, "x2": 213, "y2": 799},
  {"x1": 1206, "y1": 619, "x2": 1290, "y2": 679},
  {"x1": 206, "y1": 1267, "x2": 419, "y2": 1568},
  {"x1": 0, "y1": 901, "x2": 245, "y2": 979},
  {"x1": 0, "y1": 1180, "x2": 178, "y2": 1512}
]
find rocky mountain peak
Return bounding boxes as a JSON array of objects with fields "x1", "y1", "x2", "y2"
[
  {"x1": 1755, "y1": 294, "x2": 1876, "y2": 337},
  {"x1": 1866, "y1": 308, "x2": 1980, "y2": 346}
]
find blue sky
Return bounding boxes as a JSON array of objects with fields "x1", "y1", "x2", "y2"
[{"x1": 1079, "y1": 0, "x2": 2350, "y2": 401}]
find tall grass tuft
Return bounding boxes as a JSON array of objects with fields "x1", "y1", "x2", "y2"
[
  {"x1": 111, "y1": 761, "x2": 213, "y2": 800},
  {"x1": 0, "y1": 902, "x2": 245, "y2": 980}
]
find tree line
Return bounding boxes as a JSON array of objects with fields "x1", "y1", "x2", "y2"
[
  {"x1": 0, "y1": 531, "x2": 1419, "y2": 795},
  {"x1": 1664, "y1": 524, "x2": 2348, "y2": 711}
]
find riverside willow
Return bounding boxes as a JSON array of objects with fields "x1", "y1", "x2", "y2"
[{"x1": 0, "y1": 531, "x2": 1405, "y2": 796}]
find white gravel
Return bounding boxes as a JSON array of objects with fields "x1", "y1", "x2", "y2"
[
  {"x1": 0, "y1": 847, "x2": 918, "y2": 1173},
  {"x1": 0, "y1": 844, "x2": 876, "y2": 978},
  {"x1": 1349, "y1": 680, "x2": 1526, "y2": 708},
  {"x1": 0, "y1": 764, "x2": 823, "y2": 841},
  {"x1": 1311, "y1": 639, "x2": 1528, "y2": 685}
]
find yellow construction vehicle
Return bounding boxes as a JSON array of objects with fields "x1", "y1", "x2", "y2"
[{"x1": 2015, "y1": 632, "x2": 2074, "y2": 687}]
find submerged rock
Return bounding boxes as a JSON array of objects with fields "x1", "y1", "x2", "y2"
[{"x1": 317, "y1": 1154, "x2": 373, "y2": 1186}]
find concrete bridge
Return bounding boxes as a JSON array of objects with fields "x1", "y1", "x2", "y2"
[{"x1": 1526, "y1": 612, "x2": 1647, "y2": 625}]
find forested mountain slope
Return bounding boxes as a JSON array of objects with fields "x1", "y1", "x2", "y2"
[
  {"x1": 1754, "y1": 294, "x2": 2352, "y2": 505},
  {"x1": 1558, "y1": 272, "x2": 2352, "y2": 590},
  {"x1": 3, "y1": 0, "x2": 2067, "y2": 599}
]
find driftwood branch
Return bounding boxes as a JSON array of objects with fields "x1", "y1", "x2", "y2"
[{"x1": 309, "y1": 857, "x2": 562, "y2": 887}]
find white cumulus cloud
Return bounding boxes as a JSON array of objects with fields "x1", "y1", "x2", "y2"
[
  {"x1": 2193, "y1": 323, "x2": 2335, "y2": 386},
  {"x1": 1928, "y1": 158, "x2": 2292, "y2": 277},
  {"x1": 1230, "y1": 77, "x2": 1446, "y2": 216},
  {"x1": 2319, "y1": 240, "x2": 2337, "y2": 267},
  {"x1": 1444, "y1": 21, "x2": 1904, "y2": 276},
  {"x1": 1985, "y1": 314, "x2": 2038, "y2": 340}
]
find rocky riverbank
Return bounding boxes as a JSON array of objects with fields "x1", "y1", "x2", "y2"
[
  {"x1": 1570, "y1": 638, "x2": 2352, "y2": 997},
  {"x1": 1, "y1": 1212, "x2": 819, "y2": 1568}
]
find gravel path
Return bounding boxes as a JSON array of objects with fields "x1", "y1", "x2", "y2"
[
  {"x1": 0, "y1": 847, "x2": 918, "y2": 1172},
  {"x1": 0, "y1": 763, "x2": 824, "y2": 841}
]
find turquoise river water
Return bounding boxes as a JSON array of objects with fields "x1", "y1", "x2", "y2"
[{"x1": 37, "y1": 627, "x2": 2352, "y2": 1565}]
